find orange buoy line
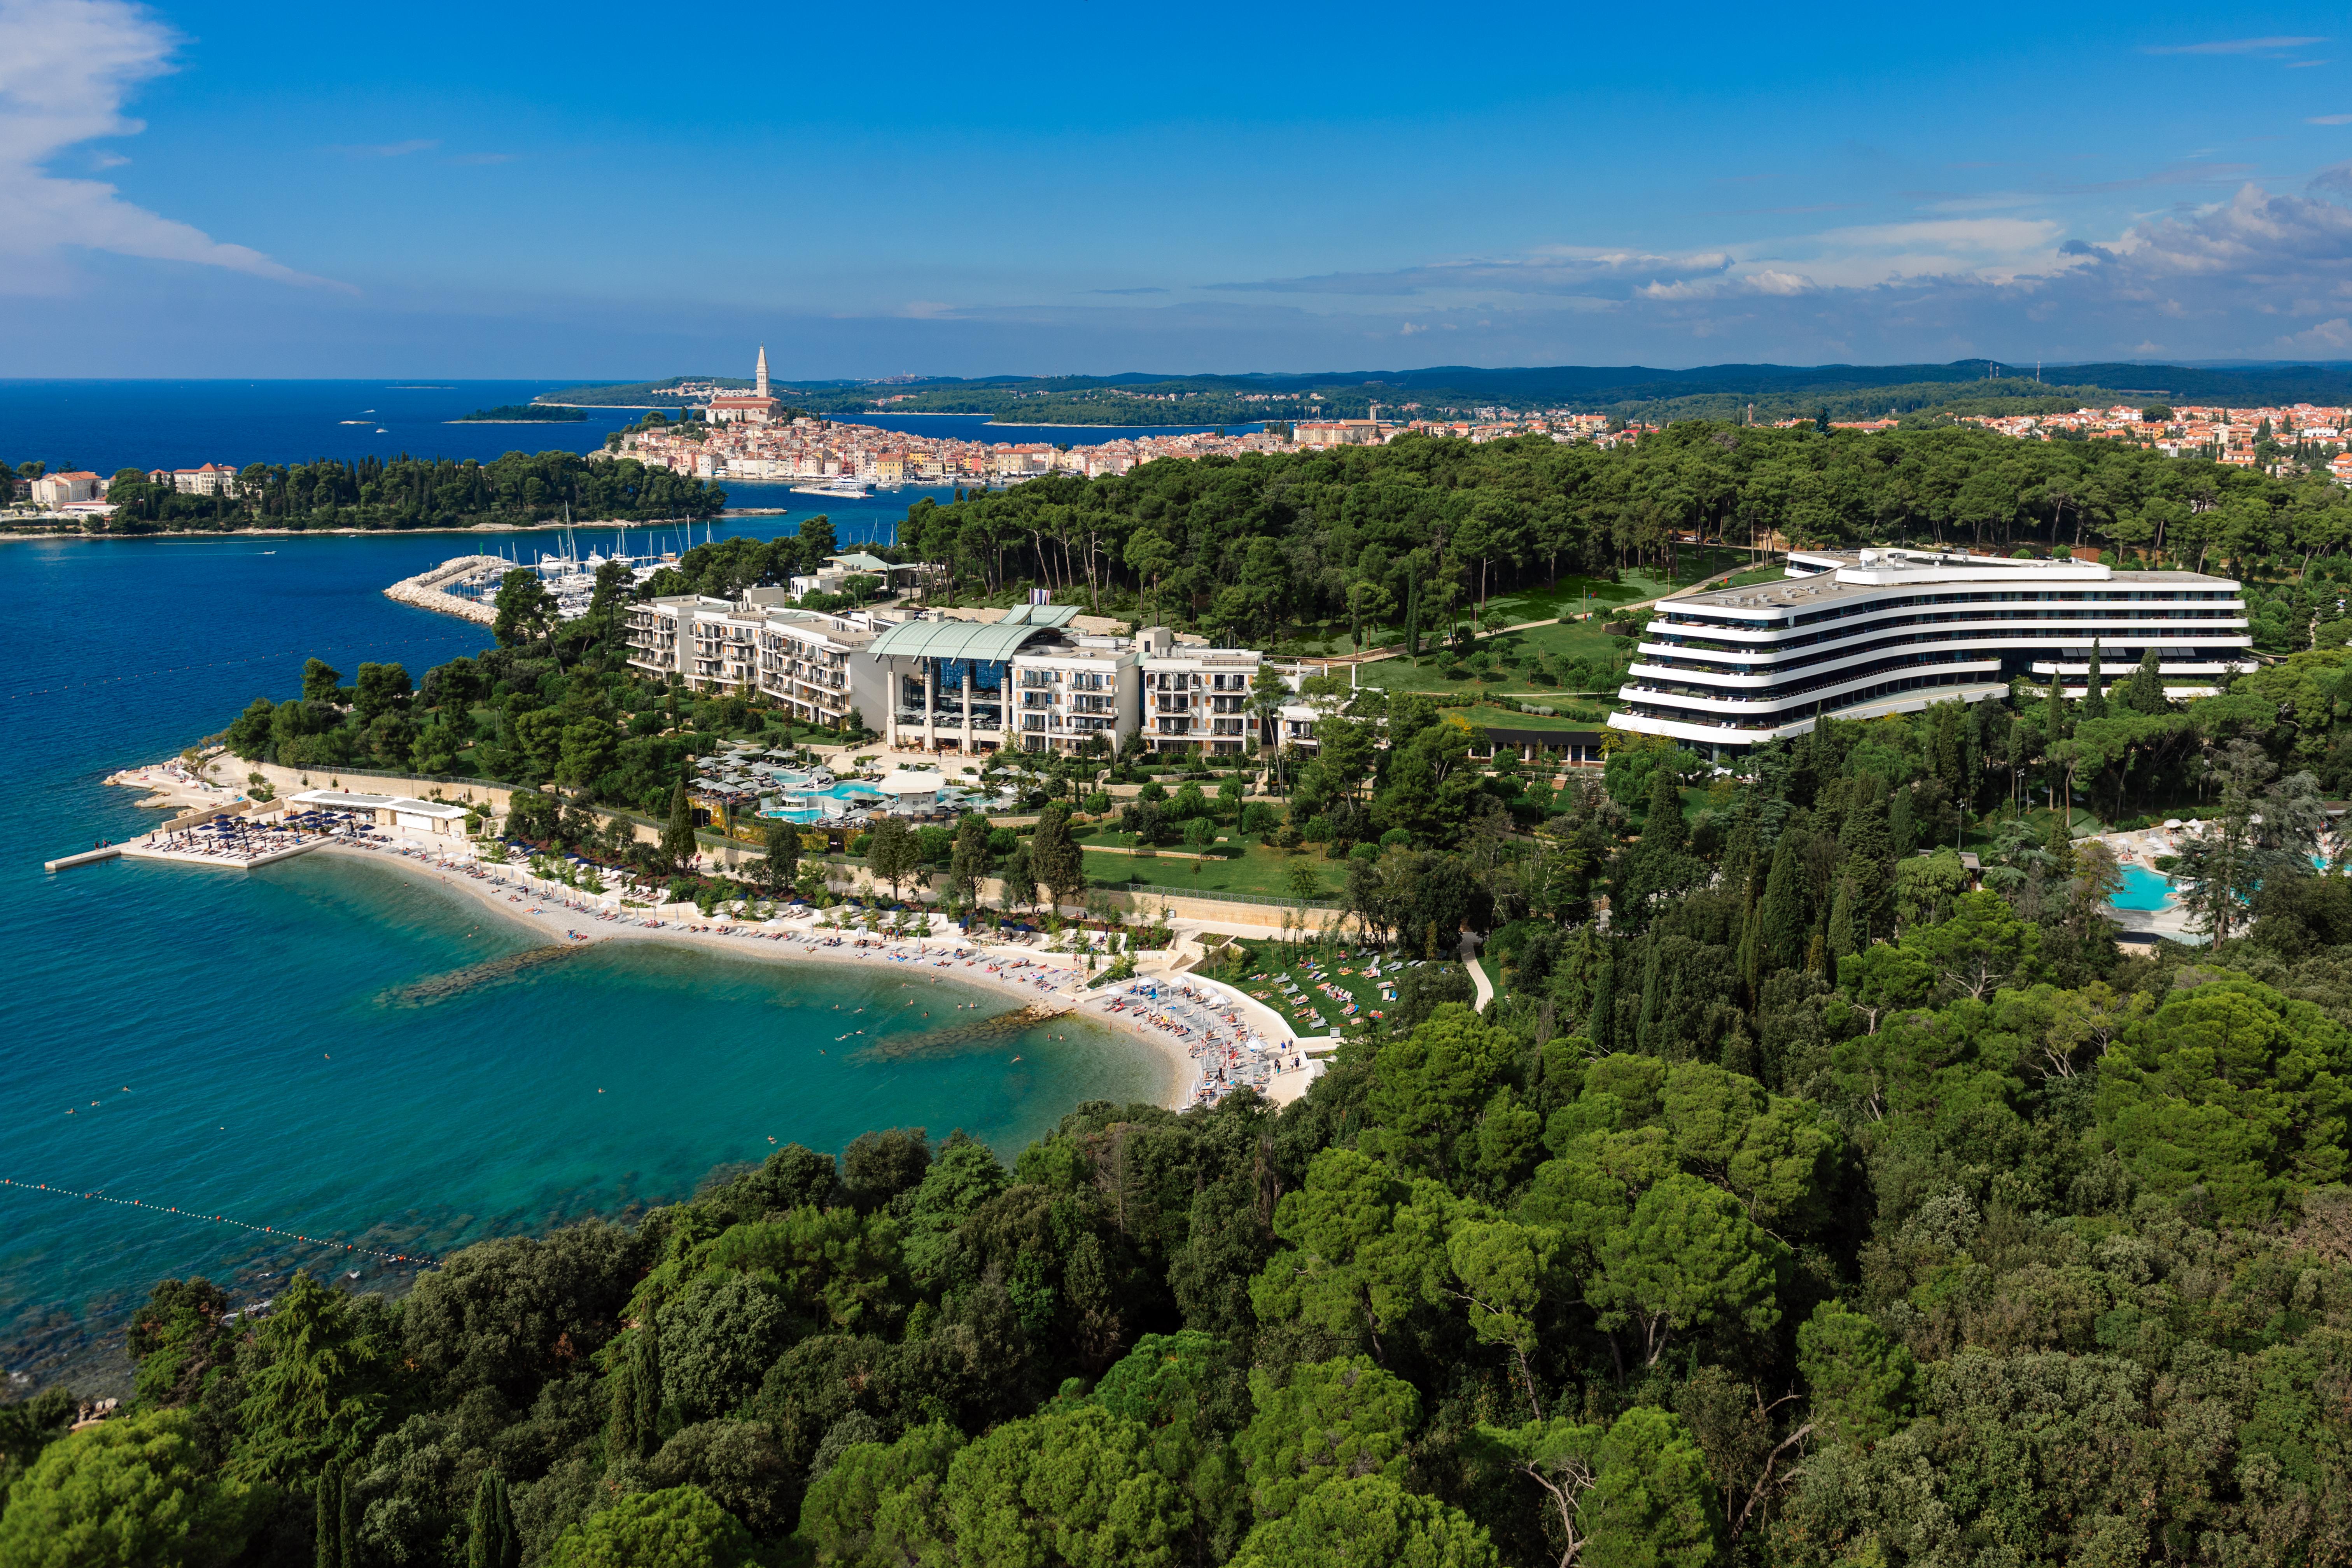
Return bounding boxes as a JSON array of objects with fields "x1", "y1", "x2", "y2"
[{"x1": 0, "y1": 1178, "x2": 436, "y2": 1267}]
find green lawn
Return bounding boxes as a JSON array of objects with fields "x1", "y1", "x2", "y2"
[
  {"x1": 1430, "y1": 701, "x2": 1609, "y2": 732},
  {"x1": 1083, "y1": 836, "x2": 1349, "y2": 900},
  {"x1": 1359, "y1": 617, "x2": 1633, "y2": 701},
  {"x1": 1266, "y1": 549, "x2": 1748, "y2": 657}
]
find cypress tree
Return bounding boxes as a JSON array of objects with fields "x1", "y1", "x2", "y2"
[
  {"x1": 468, "y1": 1471, "x2": 520, "y2": 1568},
  {"x1": 1586, "y1": 938, "x2": 1616, "y2": 1052},
  {"x1": 606, "y1": 1344, "x2": 639, "y2": 1459},
  {"x1": 662, "y1": 778, "x2": 696, "y2": 877},
  {"x1": 2082, "y1": 640, "x2": 2108, "y2": 719},
  {"x1": 1636, "y1": 930, "x2": 1663, "y2": 1053},
  {"x1": 338, "y1": 1467, "x2": 360, "y2": 1568},
  {"x1": 1758, "y1": 835, "x2": 1809, "y2": 973},
  {"x1": 2124, "y1": 646, "x2": 2165, "y2": 714},
  {"x1": 316, "y1": 1462, "x2": 342, "y2": 1568},
  {"x1": 634, "y1": 1325, "x2": 662, "y2": 1458},
  {"x1": 1643, "y1": 761, "x2": 1686, "y2": 854},
  {"x1": 1827, "y1": 873, "x2": 1857, "y2": 964}
]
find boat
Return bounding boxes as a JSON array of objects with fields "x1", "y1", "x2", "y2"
[{"x1": 374, "y1": 428, "x2": 388, "y2": 434}]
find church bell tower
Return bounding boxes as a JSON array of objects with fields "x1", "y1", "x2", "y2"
[{"x1": 755, "y1": 345, "x2": 769, "y2": 398}]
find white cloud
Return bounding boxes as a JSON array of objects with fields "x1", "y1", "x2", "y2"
[
  {"x1": 2144, "y1": 35, "x2": 2326, "y2": 55},
  {"x1": 328, "y1": 138, "x2": 439, "y2": 158},
  {"x1": 2310, "y1": 114, "x2": 2352, "y2": 125},
  {"x1": 0, "y1": 0, "x2": 342, "y2": 292},
  {"x1": 2280, "y1": 317, "x2": 2352, "y2": 350}
]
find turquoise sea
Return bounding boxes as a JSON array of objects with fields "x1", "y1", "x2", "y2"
[{"x1": 0, "y1": 498, "x2": 1167, "y2": 1392}]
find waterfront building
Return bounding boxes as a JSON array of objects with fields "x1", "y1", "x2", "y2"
[
  {"x1": 288, "y1": 789, "x2": 469, "y2": 840},
  {"x1": 31, "y1": 471, "x2": 105, "y2": 507},
  {"x1": 1137, "y1": 628, "x2": 1263, "y2": 755},
  {"x1": 1611, "y1": 548, "x2": 2252, "y2": 755}
]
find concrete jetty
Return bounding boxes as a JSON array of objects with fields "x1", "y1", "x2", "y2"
[{"x1": 44, "y1": 846, "x2": 121, "y2": 873}]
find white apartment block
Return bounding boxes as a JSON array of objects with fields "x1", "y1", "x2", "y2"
[
  {"x1": 626, "y1": 593, "x2": 890, "y2": 730},
  {"x1": 748, "y1": 602, "x2": 884, "y2": 730},
  {"x1": 1136, "y1": 628, "x2": 1262, "y2": 754},
  {"x1": 624, "y1": 595, "x2": 735, "y2": 682},
  {"x1": 1613, "y1": 548, "x2": 2252, "y2": 756}
]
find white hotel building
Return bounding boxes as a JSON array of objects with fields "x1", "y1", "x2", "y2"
[
  {"x1": 1611, "y1": 548, "x2": 2252, "y2": 756},
  {"x1": 626, "y1": 595, "x2": 1263, "y2": 757}
]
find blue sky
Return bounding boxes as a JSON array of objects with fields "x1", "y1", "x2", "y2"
[{"x1": 10, "y1": 0, "x2": 2352, "y2": 378}]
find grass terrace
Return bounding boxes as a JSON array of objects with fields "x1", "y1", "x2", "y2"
[{"x1": 1072, "y1": 824, "x2": 1351, "y2": 901}]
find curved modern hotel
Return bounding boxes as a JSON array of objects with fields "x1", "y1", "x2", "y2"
[{"x1": 1610, "y1": 548, "x2": 2252, "y2": 755}]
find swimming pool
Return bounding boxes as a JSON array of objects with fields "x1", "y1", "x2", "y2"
[
  {"x1": 2112, "y1": 863, "x2": 2175, "y2": 912},
  {"x1": 759, "y1": 781, "x2": 886, "y2": 825}
]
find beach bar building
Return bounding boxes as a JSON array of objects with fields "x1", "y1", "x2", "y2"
[{"x1": 288, "y1": 790, "x2": 471, "y2": 840}]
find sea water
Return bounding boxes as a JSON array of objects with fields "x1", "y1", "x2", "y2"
[{"x1": 0, "y1": 510, "x2": 1167, "y2": 1391}]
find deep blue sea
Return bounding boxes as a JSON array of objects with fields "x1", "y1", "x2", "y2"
[{"x1": 0, "y1": 387, "x2": 1191, "y2": 1391}]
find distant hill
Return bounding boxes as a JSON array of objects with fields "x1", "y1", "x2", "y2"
[{"x1": 538, "y1": 360, "x2": 2352, "y2": 427}]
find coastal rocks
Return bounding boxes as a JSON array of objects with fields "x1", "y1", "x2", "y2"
[{"x1": 383, "y1": 555, "x2": 503, "y2": 625}]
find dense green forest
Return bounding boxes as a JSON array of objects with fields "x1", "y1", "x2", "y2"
[
  {"x1": 44, "y1": 452, "x2": 724, "y2": 534},
  {"x1": 455, "y1": 407, "x2": 588, "y2": 423},
  {"x1": 38, "y1": 659, "x2": 2352, "y2": 1566},
  {"x1": 33, "y1": 421, "x2": 2352, "y2": 1565},
  {"x1": 863, "y1": 423, "x2": 2352, "y2": 649}
]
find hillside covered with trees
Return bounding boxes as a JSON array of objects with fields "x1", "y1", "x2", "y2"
[
  {"x1": 24, "y1": 424, "x2": 2352, "y2": 1564},
  {"x1": 546, "y1": 358, "x2": 2352, "y2": 426},
  {"x1": 80, "y1": 451, "x2": 724, "y2": 534}
]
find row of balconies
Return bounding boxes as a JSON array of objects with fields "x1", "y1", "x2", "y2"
[{"x1": 1638, "y1": 626, "x2": 2252, "y2": 686}]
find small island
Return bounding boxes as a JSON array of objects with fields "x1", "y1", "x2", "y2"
[{"x1": 451, "y1": 404, "x2": 587, "y2": 423}]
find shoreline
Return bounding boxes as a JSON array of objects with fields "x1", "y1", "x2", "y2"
[
  {"x1": 0, "y1": 515, "x2": 748, "y2": 545},
  {"x1": 325, "y1": 841, "x2": 1201, "y2": 1111}
]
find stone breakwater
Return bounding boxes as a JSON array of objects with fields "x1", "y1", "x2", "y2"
[{"x1": 384, "y1": 555, "x2": 503, "y2": 625}]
